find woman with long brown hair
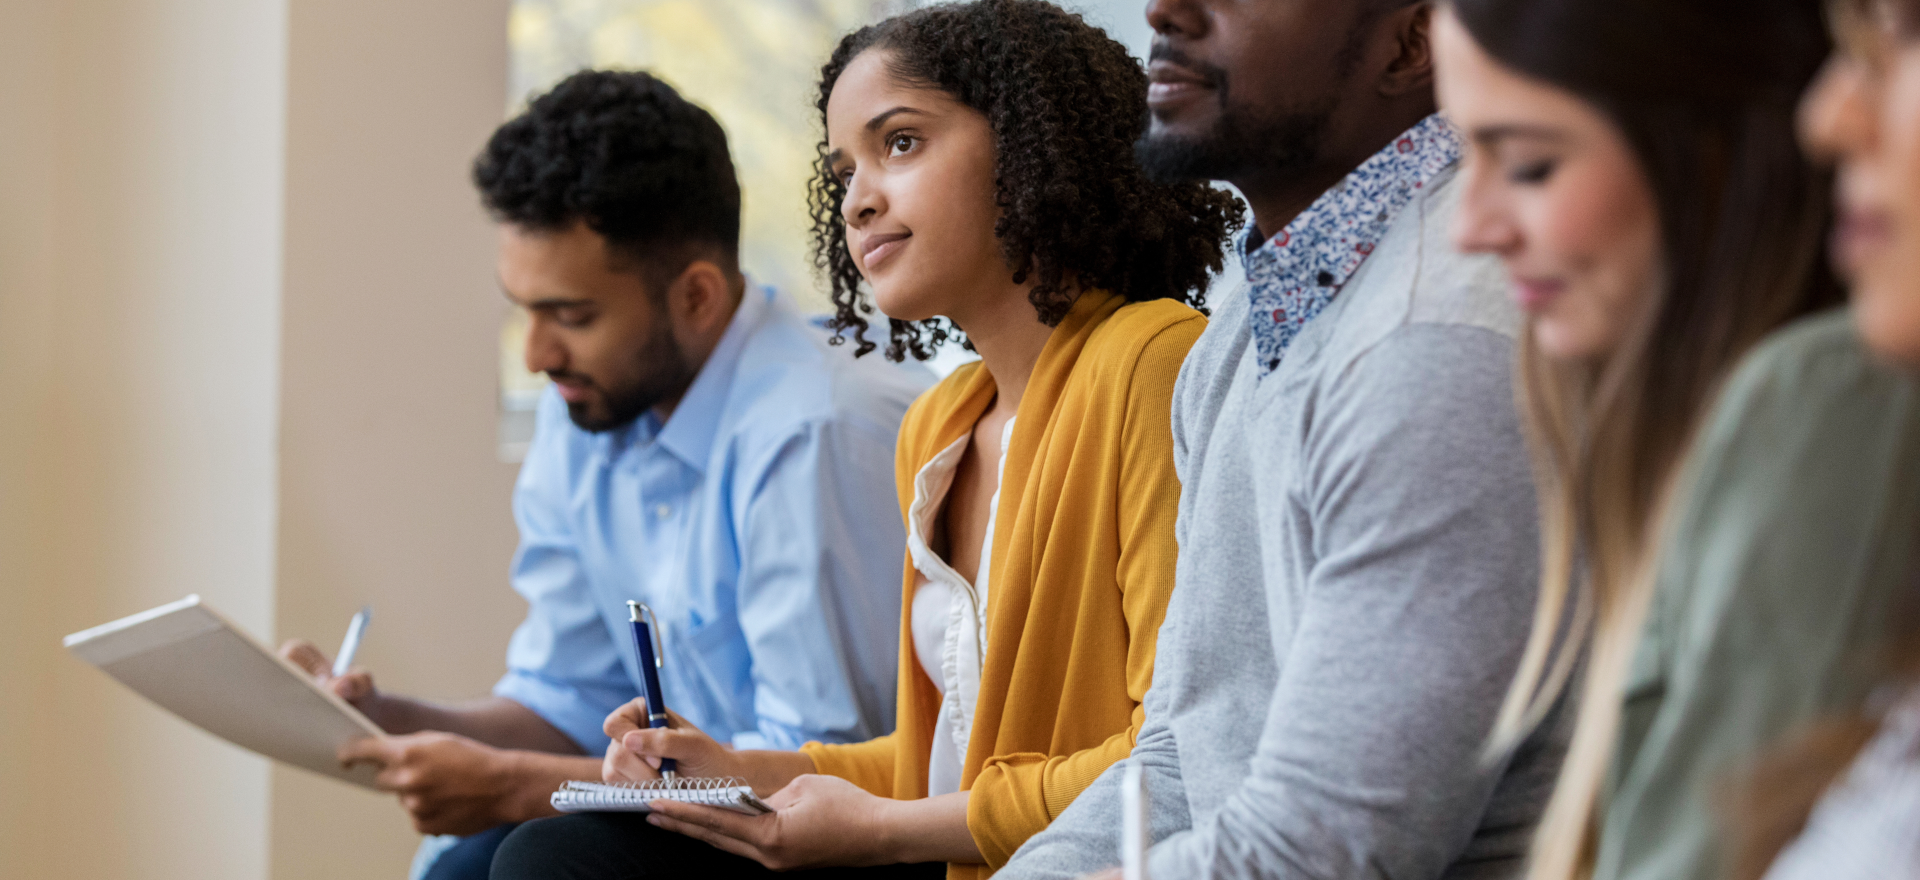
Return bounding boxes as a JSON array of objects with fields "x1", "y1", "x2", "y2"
[{"x1": 1431, "y1": 0, "x2": 1841, "y2": 876}]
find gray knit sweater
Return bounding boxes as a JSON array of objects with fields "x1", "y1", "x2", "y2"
[{"x1": 999, "y1": 166, "x2": 1571, "y2": 880}]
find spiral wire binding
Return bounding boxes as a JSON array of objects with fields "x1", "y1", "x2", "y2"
[
  {"x1": 552, "y1": 777, "x2": 770, "y2": 812},
  {"x1": 579, "y1": 776, "x2": 744, "y2": 791}
]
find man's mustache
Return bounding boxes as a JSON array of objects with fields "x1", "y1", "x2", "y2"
[
  {"x1": 1148, "y1": 40, "x2": 1228, "y2": 92},
  {"x1": 546, "y1": 370, "x2": 596, "y2": 389}
]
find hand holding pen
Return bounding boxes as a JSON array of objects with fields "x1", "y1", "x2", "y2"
[
  {"x1": 599, "y1": 693, "x2": 816, "y2": 795},
  {"x1": 601, "y1": 603, "x2": 752, "y2": 786},
  {"x1": 626, "y1": 601, "x2": 676, "y2": 781},
  {"x1": 600, "y1": 702, "x2": 737, "y2": 783},
  {"x1": 600, "y1": 602, "x2": 818, "y2": 794},
  {"x1": 278, "y1": 605, "x2": 383, "y2": 716}
]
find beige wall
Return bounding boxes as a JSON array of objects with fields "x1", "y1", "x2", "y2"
[
  {"x1": 0, "y1": 0, "x2": 56, "y2": 857},
  {"x1": 271, "y1": 0, "x2": 521, "y2": 876},
  {"x1": 0, "y1": 0, "x2": 518, "y2": 877},
  {"x1": 0, "y1": 0, "x2": 61, "y2": 871}
]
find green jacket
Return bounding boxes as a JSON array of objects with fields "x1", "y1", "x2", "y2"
[{"x1": 1597, "y1": 310, "x2": 1920, "y2": 880}]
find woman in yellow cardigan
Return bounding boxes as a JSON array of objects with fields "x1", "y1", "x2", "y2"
[{"x1": 487, "y1": 2, "x2": 1240, "y2": 878}]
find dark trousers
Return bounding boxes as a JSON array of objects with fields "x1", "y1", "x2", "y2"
[{"x1": 489, "y1": 812, "x2": 949, "y2": 880}]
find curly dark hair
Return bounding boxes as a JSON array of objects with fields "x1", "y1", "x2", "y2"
[
  {"x1": 810, "y1": 0, "x2": 1244, "y2": 360},
  {"x1": 474, "y1": 70, "x2": 741, "y2": 289}
]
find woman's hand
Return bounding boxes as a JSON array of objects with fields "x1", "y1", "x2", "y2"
[
  {"x1": 600, "y1": 702, "x2": 742, "y2": 784},
  {"x1": 646, "y1": 776, "x2": 982, "y2": 867},
  {"x1": 643, "y1": 774, "x2": 902, "y2": 869}
]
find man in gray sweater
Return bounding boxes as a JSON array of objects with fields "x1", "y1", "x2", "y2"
[{"x1": 1000, "y1": 1, "x2": 1570, "y2": 878}]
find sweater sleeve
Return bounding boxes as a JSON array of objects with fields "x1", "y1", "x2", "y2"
[
  {"x1": 1150, "y1": 324, "x2": 1541, "y2": 880},
  {"x1": 993, "y1": 679, "x2": 1195, "y2": 880},
  {"x1": 965, "y1": 316, "x2": 1202, "y2": 867},
  {"x1": 801, "y1": 733, "x2": 902, "y2": 797}
]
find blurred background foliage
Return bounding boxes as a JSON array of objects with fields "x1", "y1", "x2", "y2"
[
  {"x1": 495, "y1": 1, "x2": 1166, "y2": 456},
  {"x1": 497, "y1": 1, "x2": 911, "y2": 455},
  {"x1": 508, "y1": 0, "x2": 910, "y2": 311}
]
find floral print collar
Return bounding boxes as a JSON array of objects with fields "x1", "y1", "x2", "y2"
[{"x1": 1244, "y1": 114, "x2": 1462, "y2": 377}]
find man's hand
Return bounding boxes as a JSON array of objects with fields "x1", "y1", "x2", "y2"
[
  {"x1": 602, "y1": 701, "x2": 744, "y2": 784},
  {"x1": 274, "y1": 650, "x2": 580, "y2": 752},
  {"x1": 644, "y1": 774, "x2": 901, "y2": 870},
  {"x1": 279, "y1": 638, "x2": 382, "y2": 719},
  {"x1": 339, "y1": 732, "x2": 551, "y2": 836}
]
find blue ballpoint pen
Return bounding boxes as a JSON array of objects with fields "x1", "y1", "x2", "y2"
[{"x1": 626, "y1": 601, "x2": 676, "y2": 782}]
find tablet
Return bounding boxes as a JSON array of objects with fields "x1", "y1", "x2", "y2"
[{"x1": 65, "y1": 595, "x2": 383, "y2": 789}]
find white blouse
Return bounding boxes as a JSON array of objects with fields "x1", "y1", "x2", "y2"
[{"x1": 905, "y1": 417, "x2": 1015, "y2": 797}]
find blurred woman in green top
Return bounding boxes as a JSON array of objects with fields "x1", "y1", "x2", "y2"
[
  {"x1": 1727, "y1": 1, "x2": 1920, "y2": 876},
  {"x1": 1433, "y1": 0, "x2": 1842, "y2": 876}
]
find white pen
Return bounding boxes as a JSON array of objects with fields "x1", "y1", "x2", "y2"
[
  {"x1": 1123, "y1": 759, "x2": 1148, "y2": 880},
  {"x1": 332, "y1": 605, "x2": 372, "y2": 678}
]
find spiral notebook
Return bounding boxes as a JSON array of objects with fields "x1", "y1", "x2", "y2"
[{"x1": 551, "y1": 778, "x2": 774, "y2": 815}]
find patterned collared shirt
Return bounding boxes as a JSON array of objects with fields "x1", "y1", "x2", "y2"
[{"x1": 1245, "y1": 113, "x2": 1463, "y2": 376}]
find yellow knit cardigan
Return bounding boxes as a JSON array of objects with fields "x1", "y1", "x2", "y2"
[{"x1": 800, "y1": 290, "x2": 1201, "y2": 877}]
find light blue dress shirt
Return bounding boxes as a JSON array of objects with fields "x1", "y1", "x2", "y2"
[{"x1": 492, "y1": 285, "x2": 931, "y2": 752}]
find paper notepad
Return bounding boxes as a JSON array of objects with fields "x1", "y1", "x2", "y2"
[
  {"x1": 551, "y1": 779, "x2": 774, "y2": 815},
  {"x1": 63, "y1": 595, "x2": 383, "y2": 789}
]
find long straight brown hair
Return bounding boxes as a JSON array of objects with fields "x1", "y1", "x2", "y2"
[{"x1": 1446, "y1": 0, "x2": 1844, "y2": 876}]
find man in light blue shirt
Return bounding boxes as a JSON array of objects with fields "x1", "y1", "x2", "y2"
[
  {"x1": 497, "y1": 279, "x2": 919, "y2": 754},
  {"x1": 279, "y1": 70, "x2": 927, "y2": 880}
]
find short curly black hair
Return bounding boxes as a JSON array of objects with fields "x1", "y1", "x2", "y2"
[
  {"x1": 811, "y1": 0, "x2": 1244, "y2": 360},
  {"x1": 474, "y1": 70, "x2": 741, "y2": 288}
]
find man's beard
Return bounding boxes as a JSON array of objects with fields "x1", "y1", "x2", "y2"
[
  {"x1": 1134, "y1": 42, "x2": 1345, "y2": 187},
  {"x1": 560, "y1": 325, "x2": 699, "y2": 433},
  {"x1": 1135, "y1": 98, "x2": 1335, "y2": 186}
]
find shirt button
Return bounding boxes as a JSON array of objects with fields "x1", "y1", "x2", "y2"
[{"x1": 654, "y1": 504, "x2": 671, "y2": 519}]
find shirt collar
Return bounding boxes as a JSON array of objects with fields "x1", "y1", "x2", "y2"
[
  {"x1": 1242, "y1": 114, "x2": 1462, "y2": 375},
  {"x1": 615, "y1": 283, "x2": 773, "y2": 472}
]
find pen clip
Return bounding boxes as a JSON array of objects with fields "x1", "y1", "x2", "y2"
[{"x1": 625, "y1": 601, "x2": 665, "y2": 668}]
